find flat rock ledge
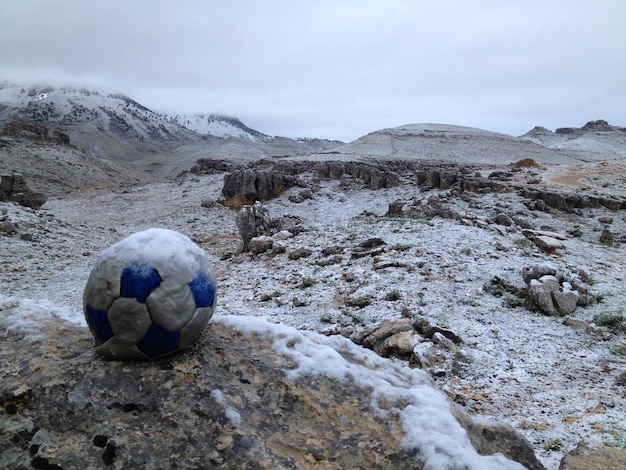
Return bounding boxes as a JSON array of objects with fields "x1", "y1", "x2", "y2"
[{"x1": 0, "y1": 310, "x2": 542, "y2": 470}]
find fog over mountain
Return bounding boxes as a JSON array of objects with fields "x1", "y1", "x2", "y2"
[{"x1": 1, "y1": 1, "x2": 624, "y2": 141}]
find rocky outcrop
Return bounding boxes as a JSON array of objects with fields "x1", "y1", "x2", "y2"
[
  {"x1": 0, "y1": 173, "x2": 47, "y2": 209},
  {"x1": 220, "y1": 160, "x2": 402, "y2": 206},
  {"x1": 222, "y1": 168, "x2": 298, "y2": 207},
  {"x1": 519, "y1": 187, "x2": 626, "y2": 212},
  {"x1": 558, "y1": 439, "x2": 626, "y2": 470},
  {"x1": 0, "y1": 310, "x2": 541, "y2": 469},
  {"x1": 311, "y1": 161, "x2": 400, "y2": 189},
  {"x1": 2, "y1": 121, "x2": 70, "y2": 145},
  {"x1": 189, "y1": 158, "x2": 243, "y2": 174}
]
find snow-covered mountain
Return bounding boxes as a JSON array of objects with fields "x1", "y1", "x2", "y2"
[
  {"x1": 0, "y1": 82, "x2": 205, "y2": 165},
  {"x1": 0, "y1": 83, "x2": 342, "y2": 176},
  {"x1": 169, "y1": 113, "x2": 272, "y2": 142},
  {"x1": 521, "y1": 120, "x2": 626, "y2": 161}
]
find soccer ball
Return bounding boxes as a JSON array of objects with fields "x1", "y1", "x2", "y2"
[{"x1": 83, "y1": 228, "x2": 217, "y2": 360}]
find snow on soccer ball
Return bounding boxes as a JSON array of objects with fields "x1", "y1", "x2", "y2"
[{"x1": 83, "y1": 228, "x2": 217, "y2": 360}]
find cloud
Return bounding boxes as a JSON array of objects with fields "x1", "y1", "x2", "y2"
[{"x1": 1, "y1": 0, "x2": 625, "y2": 141}]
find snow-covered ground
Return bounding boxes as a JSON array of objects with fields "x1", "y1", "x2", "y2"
[{"x1": 1, "y1": 168, "x2": 625, "y2": 469}]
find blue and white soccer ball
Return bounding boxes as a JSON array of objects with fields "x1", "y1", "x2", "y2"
[{"x1": 83, "y1": 228, "x2": 217, "y2": 360}]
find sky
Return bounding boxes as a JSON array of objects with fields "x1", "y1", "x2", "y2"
[{"x1": 1, "y1": 0, "x2": 625, "y2": 142}]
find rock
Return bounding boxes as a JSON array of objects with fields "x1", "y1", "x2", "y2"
[
  {"x1": 356, "y1": 318, "x2": 414, "y2": 350},
  {"x1": 455, "y1": 413, "x2": 545, "y2": 470},
  {"x1": 0, "y1": 220, "x2": 17, "y2": 234},
  {"x1": 522, "y1": 265, "x2": 557, "y2": 285},
  {"x1": 236, "y1": 203, "x2": 274, "y2": 252},
  {"x1": 495, "y1": 213, "x2": 514, "y2": 226},
  {"x1": 559, "y1": 439, "x2": 626, "y2": 470},
  {"x1": 248, "y1": 236, "x2": 274, "y2": 255},
  {"x1": 221, "y1": 160, "x2": 402, "y2": 206},
  {"x1": 412, "y1": 318, "x2": 462, "y2": 344},
  {"x1": 0, "y1": 312, "x2": 537, "y2": 469},
  {"x1": 321, "y1": 245, "x2": 344, "y2": 256},
  {"x1": 190, "y1": 158, "x2": 243, "y2": 174},
  {"x1": 599, "y1": 229, "x2": 614, "y2": 245},
  {"x1": 0, "y1": 173, "x2": 47, "y2": 209},
  {"x1": 377, "y1": 331, "x2": 422, "y2": 359},
  {"x1": 312, "y1": 161, "x2": 400, "y2": 189},
  {"x1": 287, "y1": 247, "x2": 312, "y2": 260},
  {"x1": 223, "y1": 168, "x2": 260, "y2": 207},
  {"x1": 532, "y1": 235, "x2": 564, "y2": 252},
  {"x1": 432, "y1": 332, "x2": 458, "y2": 352},
  {"x1": 352, "y1": 237, "x2": 386, "y2": 258},
  {"x1": 527, "y1": 276, "x2": 561, "y2": 315},
  {"x1": 411, "y1": 341, "x2": 446, "y2": 368},
  {"x1": 522, "y1": 229, "x2": 567, "y2": 252},
  {"x1": 552, "y1": 282, "x2": 579, "y2": 315},
  {"x1": 527, "y1": 275, "x2": 578, "y2": 316}
]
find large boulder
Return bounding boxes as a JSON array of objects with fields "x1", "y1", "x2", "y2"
[
  {"x1": 0, "y1": 173, "x2": 47, "y2": 209},
  {"x1": 0, "y1": 303, "x2": 542, "y2": 469}
]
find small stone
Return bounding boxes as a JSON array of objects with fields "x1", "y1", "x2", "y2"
[
  {"x1": 0, "y1": 220, "x2": 17, "y2": 233},
  {"x1": 288, "y1": 247, "x2": 312, "y2": 260},
  {"x1": 532, "y1": 235, "x2": 563, "y2": 252},
  {"x1": 599, "y1": 229, "x2": 614, "y2": 245},
  {"x1": 248, "y1": 236, "x2": 273, "y2": 255}
]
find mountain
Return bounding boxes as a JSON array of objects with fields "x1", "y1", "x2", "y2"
[
  {"x1": 0, "y1": 83, "x2": 341, "y2": 176},
  {"x1": 0, "y1": 83, "x2": 205, "y2": 167},
  {"x1": 169, "y1": 113, "x2": 272, "y2": 142},
  {"x1": 521, "y1": 120, "x2": 626, "y2": 161},
  {"x1": 312, "y1": 123, "x2": 585, "y2": 166}
]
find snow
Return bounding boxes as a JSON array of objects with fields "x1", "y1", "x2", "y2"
[
  {"x1": 93, "y1": 228, "x2": 211, "y2": 281},
  {"x1": 169, "y1": 114, "x2": 271, "y2": 142},
  {"x1": 1, "y1": 166, "x2": 625, "y2": 469},
  {"x1": 209, "y1": 389, "x2": 243, "y2": 427},
  {"x1": 218, "y1": 315, "x2": 524, "y2": 469},
  {"x1": 0, "y1": 294, "x2": 82, "y2": 342}
]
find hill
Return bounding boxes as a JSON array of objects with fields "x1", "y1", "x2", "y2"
[
  {"x1": 311, "y1": 123, "x2": 591, "y2": 166},
  {"x1": 521, "y1": 120, "x2": 626, "y2": 161}
]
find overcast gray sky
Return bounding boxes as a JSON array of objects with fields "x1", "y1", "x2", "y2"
[{"x1": 1, "y1": 0, "x2": 625, "y2": 141}]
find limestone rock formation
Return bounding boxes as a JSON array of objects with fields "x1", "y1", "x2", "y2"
[
  {"x1": 221, "y1": 160, "x2": 401, "y2": 206},
  {"x1": 522, "y1": 266, "x2": 584, "y2": 316},
  {"x1": 0, "y1": 309, "x2": 542, "y2": 469},
  {"x1": 236, "y1": 202, "x2": 275, "y2": 252},
  {"x1": 0, "y1": 173, "x2": 46, "y2": 209},
  {"x1": 558, "y1": 439, "x2": 626, "y2": 470}
]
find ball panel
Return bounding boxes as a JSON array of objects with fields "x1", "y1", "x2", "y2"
[
  {"x1": 83, "y1": 266, "x2": 120, "y2": 313},
  {"x1": 189, "y1": 271, "x2": 216, "y2": 308},
  {"x1": 84, "y1": 304, "x2": 113, "y2": 343},
  {"x1": 178, "y1": 307, "x2": 213, "y2": 350},
  {"x1": 145, "y1": 280, "x2": 196, "y2": 332},
  {"x1": 107, "y1": 297, "x2": 152, "y2": 344},
  {"x1": 120, "y1": 263, "x2": 162, "y2": 303},
  {"x1": 96, "y1": 339, "x2": 149, "y2": 361},
  {"x1": 138, "y1": 323, "x2": 180, "y2": 358}
]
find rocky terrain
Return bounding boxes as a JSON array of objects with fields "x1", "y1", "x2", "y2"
[{"x1": 1, "y1": 85, "x2": 626, "y2": 468}]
